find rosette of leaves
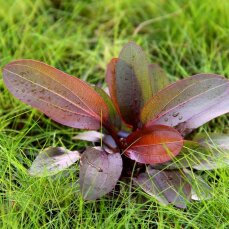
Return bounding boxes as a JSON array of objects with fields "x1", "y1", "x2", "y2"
[{"x1": 3, "y1": 42, "x2": 229, "y2": 208}]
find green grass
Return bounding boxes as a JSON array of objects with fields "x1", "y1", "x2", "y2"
[{"x1": 0, "y1": 0, "x2": 229, "y2": 228}]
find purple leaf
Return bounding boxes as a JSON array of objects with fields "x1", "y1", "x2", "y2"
[
  {"x1": 28, "y1": 147, "x2": 80, "y2": 177},
  {"x1": 149, "y1": 169, "x2": 191, "y2": 208},
  {"x1": 80, "y1": 147, "x2": 122, "y2": 200},
  {"x1": 176, "y1": 100, "x2": 229, "y2": 136},
  {"x1": 133, "y1": 172, "x2": 169, "y2": 206},
  {"x1": 137, "y1": 168, "x2": 191, "y2": 208},
  {"x1": 3, "y1": 60, "x2": 110, "y2": 130},
  {"x1": 141, "y1": 74, "x2": 229, "y2": 134}
]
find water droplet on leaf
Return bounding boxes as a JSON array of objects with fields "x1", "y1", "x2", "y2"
[
  {"x1": 178, "y1": 116, "x2": 183, "y2": 120},
  {"x1": 172, "y1": 112, "x2": 179, "y2": 117}
]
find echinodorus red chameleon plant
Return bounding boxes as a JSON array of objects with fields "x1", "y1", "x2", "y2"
[{"x1": 3, "y1": 42, "x2": 229, "y2": 208}]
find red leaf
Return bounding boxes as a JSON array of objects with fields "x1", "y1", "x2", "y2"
[
  {"x1": 3, "y1": 60, "x2": 110, "y2": 130},
  {"x1": 125, "y1": 125, "x2": 183, "y2": 164}
]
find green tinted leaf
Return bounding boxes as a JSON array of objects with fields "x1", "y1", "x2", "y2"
[
  {"x1": 192, "y1": 134, "x2": 229, "y2": 170},
  {"x1": 28, "y1": 147, "x2": 80, "y2": 177},
  {"x1": 156, "y1": 141, "x2": 209, "y2": 169},
  {"x1": 93, "y1": 86, "x2": 121, "y2": 129},
  {"x1": 115, "y1": 42, "x2": 151, "y2": 126},
  {"x1": 183, "y1": 169, "x2": 212, "y2": 200},
  {"x1": 105, "y1": 58, "x2": 121, "y2": 115},
  {"x1": 148, "y1": 64, "x2": 170, "y2": 96},
  {"x1": 160, "y1": 135, "x2": 229, "y2": 170}
]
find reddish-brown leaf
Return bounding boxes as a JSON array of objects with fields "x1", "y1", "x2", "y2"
[
  {"x1": 3, "y1": 60, "x2": 110, "y2": 130},
  {"x1": 124, "y1": 125, "x2": 183, "y2": 164},
  {"x1": 105, "y1": 58, "x2": 120, "y2": 114}
]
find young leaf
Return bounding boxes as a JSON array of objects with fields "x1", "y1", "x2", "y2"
[
  {"x1": 3, "y1": 60, "x2": 110, "y2": 130},
  {"x1": 124, "y1": 125, "x2": 183, "y2": 164},
  {"x1": 114, "y1": 42, "x2": 151, "y2": 126},
  {"x1": 148, "y1": 64, "x2": 170, "y2": 96},
  {"x1": 80, "y1": 147, "x2": 122, "y2": 200},
  {"x1": 102, "y1": 135, "x2": 117, "y2": 149},
  {"x1": 141, "y1": 74, "x2": 229, "y2": 134},
  {"x1": 133, "y1": 172, "x2": 169, "y2": 206},
  {"x1": 93, "y1": 86, "x2": 121, "y2": 129},
  {"x1": 28, "y1": 147, "x2": 80, "y2": 177},
  {"x1": 105, "y1": 58, "x2": 121, "y2": 114},
  {"x1": 73, "y1": 131, "x2": 104, "y2": 142}
]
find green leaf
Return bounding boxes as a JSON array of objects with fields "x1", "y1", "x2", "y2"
[
  {"x1": 193, "y1": 134, "x2": 229, "y2": 170},
  {"x1": 155, "y1": 141, "x2": 209, "y2": 169}
]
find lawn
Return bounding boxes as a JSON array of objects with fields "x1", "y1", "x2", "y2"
[{"x1": 0, "y1": 0, "x2": 229, "y2": 228}]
